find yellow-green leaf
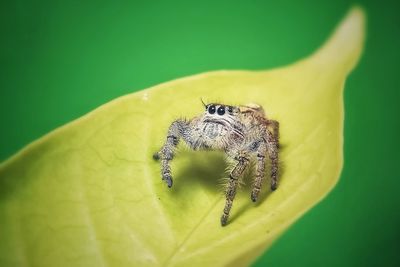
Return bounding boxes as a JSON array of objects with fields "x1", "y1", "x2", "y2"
[{"x1": 0, "y1": 7, "x2": 365, "y2": 267}]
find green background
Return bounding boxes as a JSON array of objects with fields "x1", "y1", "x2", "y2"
[{"x1": 1, "y1": 0, "x2": 399, "y2": 266}]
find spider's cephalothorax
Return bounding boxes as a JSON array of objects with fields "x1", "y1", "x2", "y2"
[{"x1": 153, "y1": 102, "x2": 279, "y2": 226}]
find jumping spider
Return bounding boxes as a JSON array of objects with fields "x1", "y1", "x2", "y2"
[{"x1": 153, "y1": 102, "x2": 279, "y2": 226}]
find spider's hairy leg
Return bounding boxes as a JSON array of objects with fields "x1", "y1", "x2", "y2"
[
  {"x1": 221, "y1": 152, "x2": 249, "y2": 226},
  {"x1": 267, "y1": 136, "x2": 279, "y2": 191},
  {"x1": 153, "y1": 119, "x2": 190, "y2": 188},
  {"x1": 251, "y1": 141, "x2": 267, "y2": 202},
  {"x1": 268, "y1": 119, "x2": 280, "y2": 145}
]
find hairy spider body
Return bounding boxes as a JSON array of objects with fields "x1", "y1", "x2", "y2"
[{"x1": 153, "y1": 103, "x2": 279, "y2": 226}]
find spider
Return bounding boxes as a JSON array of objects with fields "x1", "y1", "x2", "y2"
[{"x1": 153, "y1": 102, "x2": 279, "y2": 226}]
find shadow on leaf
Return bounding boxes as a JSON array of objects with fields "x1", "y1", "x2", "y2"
[{"x1": 172, "y1": 150, "x2": 226, "y2": 195}]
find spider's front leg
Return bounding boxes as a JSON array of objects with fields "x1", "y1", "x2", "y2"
[
  {"x1": 153, "y1": 119, "x2": 190, "y2": 188},
  {"x1": 267, "y1": 133, "x2": 279, "y2": 191},
  {"x1": 268, "y1": 119, "x2": 280, "y2": 144},
  {"x1": 251, "y1": 129, "x2": 279, "y2": 201},
  {"x1": 221, "y1": 151, "x2": 249, "y2": 226},
  {"x1": 268, "y1": 142, "x2": 278, "y2": 191},
  {"x1": 251, "y1": 141, "x2": 267, "y2": 202}
]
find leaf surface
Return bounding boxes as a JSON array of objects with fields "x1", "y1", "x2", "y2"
[{"x1": 0, "y1": 7, "x2": 365, "y2": 267}]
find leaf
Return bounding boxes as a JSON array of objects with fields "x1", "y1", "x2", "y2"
[{"x1": 0, "y1": 7, "x2": 365, "y2": 267}]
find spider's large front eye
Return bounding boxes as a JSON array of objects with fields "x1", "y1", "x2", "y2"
[
  {"x1": 217, "y1": 106, "x2": 225, "y2": 115},
  {"x1": 208, "y1": 105, "x2": 216, "y2": 114}
]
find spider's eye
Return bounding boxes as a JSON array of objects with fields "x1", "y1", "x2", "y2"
[
  {"x1": 208, "y1": 105, "x2": 216, "y2": 114},
  {"x1": 228, "y1": 106, "x2": 233, "y2": 113},
  {"x1": 217, "y1": 106, "x2": 225, "y2": 115}
]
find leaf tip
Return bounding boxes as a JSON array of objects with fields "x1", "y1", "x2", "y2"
[{"x1": 310, "y1": 5, "x2": 366, "y2": 74}]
